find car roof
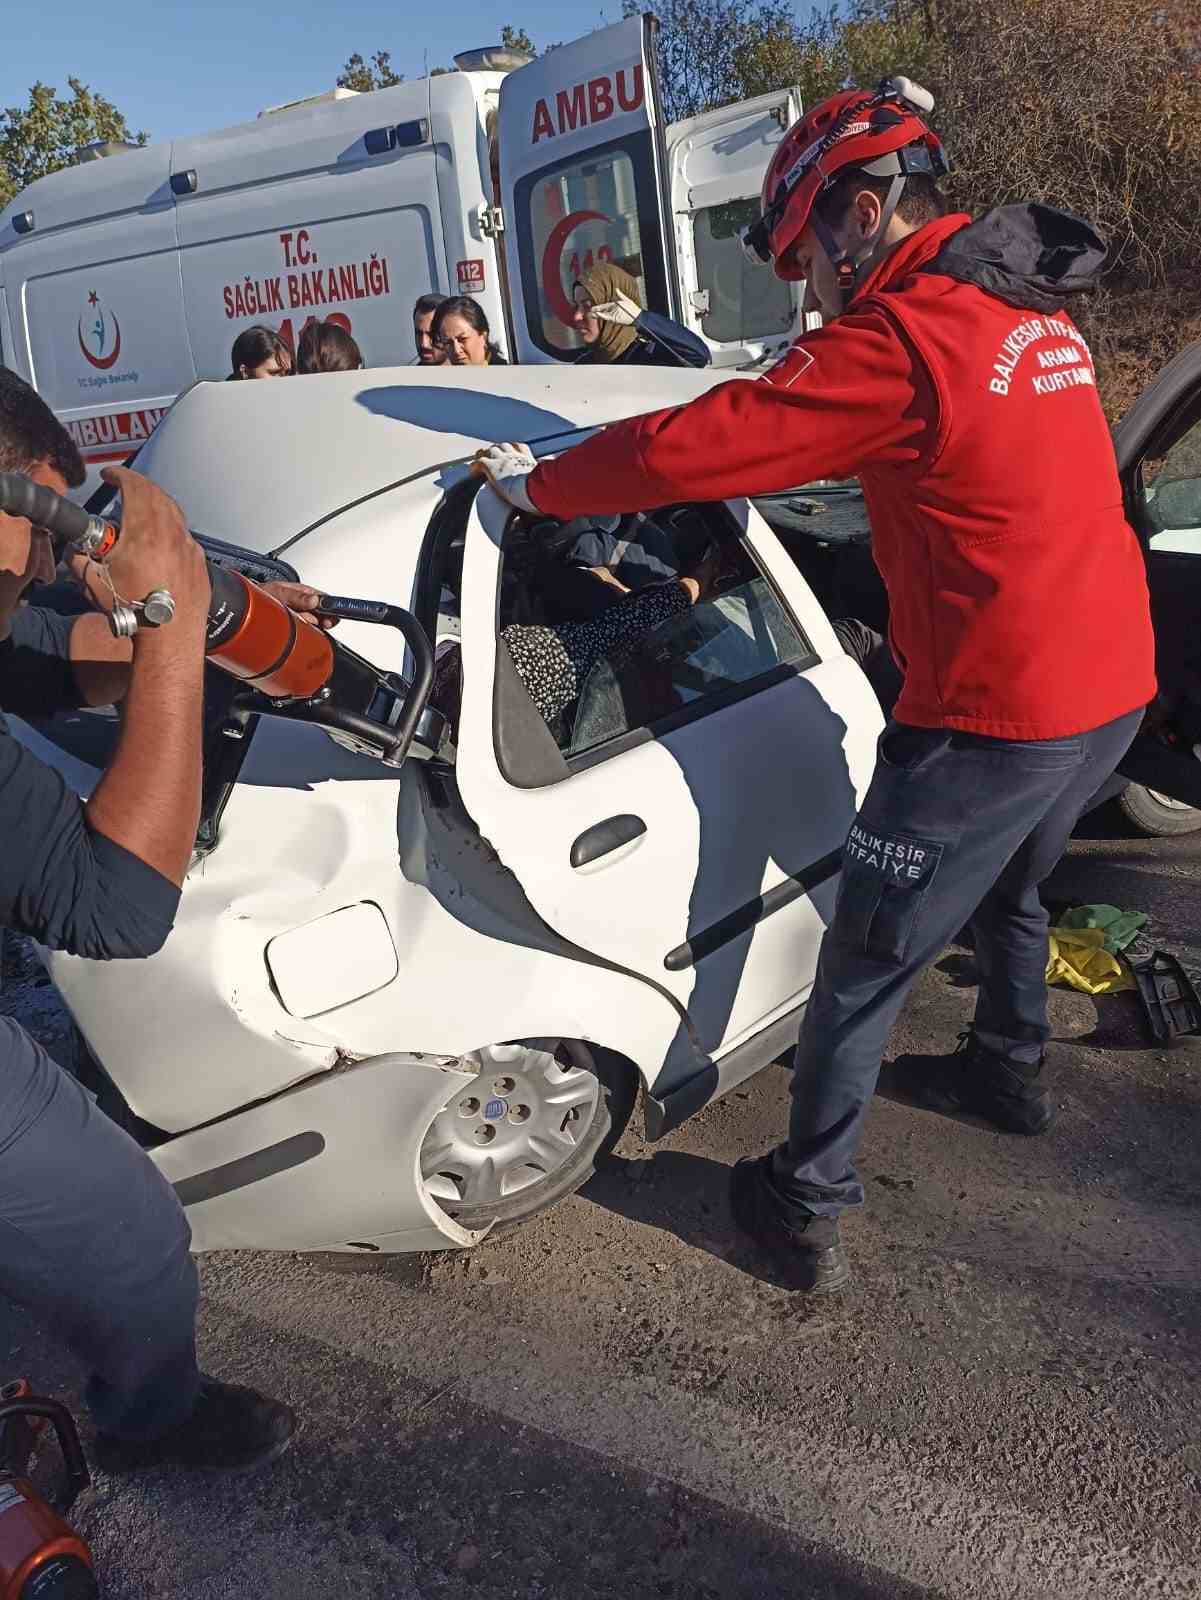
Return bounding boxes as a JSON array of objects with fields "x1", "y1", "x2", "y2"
[{"x1": 136, "y1": 365, "x2": 742, "y2": 556}]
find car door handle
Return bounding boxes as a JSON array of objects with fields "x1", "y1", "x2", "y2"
[{"x1": 570, "y1": 814, "x2": 647, "y2": 868}]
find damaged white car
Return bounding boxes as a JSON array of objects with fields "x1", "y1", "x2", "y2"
[{"x1": 19, "y1": 356, "x2": 1201, "y2": 1256}]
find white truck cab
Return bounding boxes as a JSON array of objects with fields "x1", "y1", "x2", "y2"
[{"x1": 0, "y1": 16, "x2": 802, "y2": 488}]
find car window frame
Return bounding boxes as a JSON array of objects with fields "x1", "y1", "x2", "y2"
[
  {"x1": 1121, "y1": 372, "x2": 1201, "y2": 552},
  {"x1": 1140, "y1": 414, "x2": 1201, "y2": 555},
  {"x1": 494, "y1": 498, "x2": 819, "y2": 786}
]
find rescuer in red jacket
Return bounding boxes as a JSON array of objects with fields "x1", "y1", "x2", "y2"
[{"x1": 474, "y1": 79, "x2": 1156, "y2": 1295}]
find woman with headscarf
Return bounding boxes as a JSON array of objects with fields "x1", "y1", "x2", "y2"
[{"x1": 570, "y1": 262, "x2": 709, "y2": 368}]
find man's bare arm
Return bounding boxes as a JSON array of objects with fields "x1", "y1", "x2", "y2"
[{"x1": 81, "y1": 469, "x2": 209, "y2": 886}]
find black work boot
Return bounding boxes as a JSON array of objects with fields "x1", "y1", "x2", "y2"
[
  {"x1": 96, "y1": 1378, "x2": 296, "y2": 1475},
  {"x1": 729, "y1": 1154, "x2": 850, "y2": 1294},
  {"x1": 891, "y1": 1031, "x2": 1054, "y2": 1135}
]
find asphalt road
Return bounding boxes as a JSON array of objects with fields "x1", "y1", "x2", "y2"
[{"x1": 3, "y1": 805, "x2": 1200, "y2": 1600}]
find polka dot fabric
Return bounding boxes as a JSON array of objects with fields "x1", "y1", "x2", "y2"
[{"x1": 502, "y1": 582, "x2": 691, "y2": 726}]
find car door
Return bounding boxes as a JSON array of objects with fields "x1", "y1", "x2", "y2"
[
  {"x1": 1113, "y1": 338, "x2": 1201, "y2": 810},
  {"x1": 452, "y1": 480, "x2": 882, "y2": 1096},
  {"x1": 497, "y1": 14, "x2": 678, "y2": 364}
]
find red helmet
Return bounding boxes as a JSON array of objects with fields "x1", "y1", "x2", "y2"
[{"x1": 742, "y1": 77, "x2": 948, "y2": 290}]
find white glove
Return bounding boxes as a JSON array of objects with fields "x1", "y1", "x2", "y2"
[
  {"x1": 470, "y1": 441, "x2": 539, "y2": 514},
  {"x1": 591, "y1": 288, "x2": 641, "y2": 327}
]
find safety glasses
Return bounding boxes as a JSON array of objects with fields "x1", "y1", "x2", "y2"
[
  {"x1": 739, "y1": 192, "x2": 790, "y2": 268},
  {"x1": 739, "y1": 210, "x2": 776, "y2": 267}
]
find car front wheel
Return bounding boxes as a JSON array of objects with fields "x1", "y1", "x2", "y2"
[{"x1": 420, "y1": 1039, "x2": 636, "y2": 1234}]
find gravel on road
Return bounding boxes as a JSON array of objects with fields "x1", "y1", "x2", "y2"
[{"x1": 2, "y1": 811, "x2": 1199, "y2": 1599}]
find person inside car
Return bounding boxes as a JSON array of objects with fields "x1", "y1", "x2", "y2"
[
  {"x1": 413, "y1": 292, "x2": 448, "y2": 366},
  {"x1": 472, "y1": 78, "x2": 1156, "y2": 1295},
  {"x1": 432, "y1": 297, "x2": 507, "y2": 367},
  {"x1": 228, "y1": 325, "x2": 291, "y2": 380},
  {"x1": 532, "y1": 511, "x2": 685, "y2": 623},
  {"x1": 428, "y1": 537, "x2": 722, "y2": 739},
  {"x1": 500, "y1": 540, "x2": 721, "y2": 729}
]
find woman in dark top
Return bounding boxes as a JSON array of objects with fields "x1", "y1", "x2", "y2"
[{"x1": 432, "y1": 296, "x2": 508, "y2": 366}]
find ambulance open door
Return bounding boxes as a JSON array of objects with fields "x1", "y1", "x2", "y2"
[{"x1": 497, "y1": 14, "x2": 677, "y2": 364}]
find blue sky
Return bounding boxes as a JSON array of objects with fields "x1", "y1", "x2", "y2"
[{"x1": 3, "y1": 2, "x2": 619, "y2": 142}]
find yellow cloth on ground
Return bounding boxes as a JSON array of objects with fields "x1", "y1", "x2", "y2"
[{"x1": 1046, "y1": 926, "x2": 1135, "y2": 995}]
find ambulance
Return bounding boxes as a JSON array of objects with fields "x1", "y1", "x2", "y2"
[{"x1": 0, "y1": 14, "x2": 803, "y2": 488}]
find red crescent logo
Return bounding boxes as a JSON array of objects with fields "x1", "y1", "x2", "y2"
[
  {"x1": 540, "y1": 210, "x2": 609, "y2": 327},
  {"x1": 78, "y1": 311, "x2": 122, "y2": 370}
]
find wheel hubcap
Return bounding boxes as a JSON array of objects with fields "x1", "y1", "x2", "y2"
[
  {"x1": 420, "y1": 1041, "x2": 601, "y2": 1208},
  {"x1": 1147, "y1": 790, "x2": 1194, "y2": 812}
]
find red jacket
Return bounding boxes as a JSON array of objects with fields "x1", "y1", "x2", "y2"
[{"x1": 528, "y1": 212, "x2": 1156, "y2": 739}]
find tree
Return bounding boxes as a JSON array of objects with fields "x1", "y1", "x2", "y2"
[
  {"x1": 500, "y1": 24, "x2": 537, "y2": 57},
  {"x1": 624, "y1": 0, "x2": 746, "y2": 121},
  {"x1": 337, "y1": 50, "x2": 403, "y2": 93},
  {"x1": 1, "y1": 78, "x2": 146, "y2": 208},
  {"x1": 729, "y1": 5, "x2": 825, "y2": 107},
  {"x1": 732, "y1": 2, "x2": 938, "y2": 109},
  {"x1": 337, "y1": 27, "x2": 535, "y2": 88},
  {"x1": 631, "y1": 0, "x2": 935, "y2": 121},
  {"x1": 929, "y1": 0, "x2": 1201, "y2": 414},
  {"x1": 932, "y1": 0, "x2": 1199, "y2": 282},
  {"x1": 633, "y1": 0, "x2": 1201, "y2": 415}
]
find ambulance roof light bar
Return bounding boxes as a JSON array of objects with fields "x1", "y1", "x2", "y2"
[
  {"x1": 259, "y1": 87, "x2": 361, "y2": 118},
  {"x1": 72, "y1": 140, "x2": 141, "y2": 164},
  {"x1": 453, "y1": 46, "x2": 534, "y2": 73}
]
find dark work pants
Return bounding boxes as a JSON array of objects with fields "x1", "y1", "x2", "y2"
[
  {"x1": 0, "y1": 1017, "x2": 200, "y2": 1437},
  {"x1": 774, "y1": 709, "x2": 1143, "y2": 1216}
]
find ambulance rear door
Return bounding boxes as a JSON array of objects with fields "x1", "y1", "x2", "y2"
[
  {"x1": 497, "y1": 14, "x2": 679, "y2": 363},
  {"x1": 665, "y1": 88, "x2": 804, "y2": 369},
  {"x1": 0, "y1": 143, "x2": 193, "y2": 488}
]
